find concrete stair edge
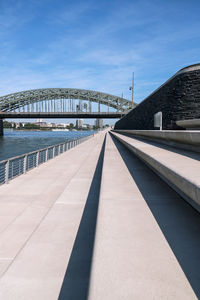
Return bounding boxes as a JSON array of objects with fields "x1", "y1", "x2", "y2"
[{"x1": 111, "y1": 131, "x2": 200, "y2": 213}]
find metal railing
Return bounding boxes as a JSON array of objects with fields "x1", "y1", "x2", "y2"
[{"x1": 0, "y1": 134, "x2": 93, "y2": 185}]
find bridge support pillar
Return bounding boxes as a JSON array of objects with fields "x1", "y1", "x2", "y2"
[{"x1": 0, "y1": 119, "x2": 3, "y2": 136}]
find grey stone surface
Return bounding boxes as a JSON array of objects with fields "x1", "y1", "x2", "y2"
[
  {"x1": 115, "y1": 64, "x2": 200, "y2": 130},
  {"x1": 111, "y1": 131, "x2": 200, "y2": 211},
  {"x1": 176, "y1": 118, "x2": 200, "y2": 129},
  {"x1": 114, "y1": 129, "x2": 200, "y2": 153},
  {"x1": 114, "y1": 129, "x2": 200, "y2": 145}
]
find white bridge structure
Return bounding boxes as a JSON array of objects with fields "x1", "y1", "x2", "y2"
[{"x1": 0, "y1": 88, "x2": 134, "y2": 118}]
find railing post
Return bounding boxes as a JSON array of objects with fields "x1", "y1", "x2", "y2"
[
  {"x1": 36, "y1": 151, "x2": 39, "y2": 167},
  {"x1": 24, "y1": 155, "x2": 27, "y2": 174},
  {"x1": 58, "y1": 145, "x2": 60, "y2": 156},
  {"x1": 5, "y1": 160, "x2": 9, "y2": 184},
  {"x1": 46, "y1": 148, "x2": 48, "y2": 161},
  {"x1": 53, "y1": 146, "x2": 55, "y2": 158}
]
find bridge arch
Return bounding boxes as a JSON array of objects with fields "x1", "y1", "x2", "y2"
[{"x1": 0, "y1": 88, "x2": 134, "y2": 112}]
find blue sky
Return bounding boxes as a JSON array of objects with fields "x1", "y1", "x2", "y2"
[{"x1": 0, "y1": 0, "x2": 200, "y2": 124}]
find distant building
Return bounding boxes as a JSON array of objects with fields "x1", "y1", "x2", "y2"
[
  {"x1": 76, "y1": 119, "x2": 83, "y2": 129},
  {"x1": 46, "y1": 123, "x2": 53, "y2": 128},
  {"x1": 95, "y1": 119, "x2": 103, "y2": 128},
  {"x1": 50, "y1": 123, "x2": 57, "y2": 128},
  {"x1": 57, "y1": 123, "x2": 67, "y2": 128},
  {"x1": 85, "y1": 124, "x2": 93, "y2": 130},
  {"x1": 34, "y1": 121, "x2": 48, "y2": 127}
]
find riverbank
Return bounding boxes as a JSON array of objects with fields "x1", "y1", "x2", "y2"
[{"x1": 0, "y1": 130, "x2": 94, "y2": 161}]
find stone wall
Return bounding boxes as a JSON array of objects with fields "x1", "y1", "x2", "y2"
[{"x1": 115, "y1": 64, "x2": 200, "y2": 130}]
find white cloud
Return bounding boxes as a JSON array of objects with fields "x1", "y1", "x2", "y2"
[{"x1": 0, "y1": 0, "x2": 200, "y2": 107}]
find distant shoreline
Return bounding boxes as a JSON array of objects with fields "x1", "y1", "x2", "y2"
[{"x1": 4, "y1": 128, "x2": 93, "y2": 132}]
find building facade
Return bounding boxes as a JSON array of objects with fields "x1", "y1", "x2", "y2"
[
  {"x1": 76, "y1": 119, "x2": 83, "y2": 129},
  {"x1": 95, "y1": 119, "x2": 103, "y2": 128}
]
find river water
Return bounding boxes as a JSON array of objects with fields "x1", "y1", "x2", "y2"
[{"x1": 0, "y1": 129, "x2": 94, "y2": 161}]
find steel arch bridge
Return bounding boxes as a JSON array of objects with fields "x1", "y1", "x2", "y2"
[{"x1": 0, "y1": 88, "x2": 134, "y2": 118}]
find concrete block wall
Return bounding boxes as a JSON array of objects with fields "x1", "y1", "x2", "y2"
[{"x1": 115, "y1": 64, "x2": 200, "y2": 130}]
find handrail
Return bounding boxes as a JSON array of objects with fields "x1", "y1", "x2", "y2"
[{"x1": 0, "y1": 133, "x2": 93, "y2": 185}]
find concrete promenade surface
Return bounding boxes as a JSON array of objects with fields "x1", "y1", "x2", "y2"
[
  {"x1": 0, "y1": 131, "x2": 106, "y2": 299},
  {"x1": 88, "y1": 133, "x2": 198, "y2": 300},
  {"x1": 0, "y1": 129, "x2": 200, "y2": 299}
]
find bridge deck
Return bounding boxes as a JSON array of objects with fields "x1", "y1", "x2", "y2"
[
  {"x1": 0, "y1": 130, "x2": 199, "y2": 299},
  {"x1": 0, "y1": 112, "x2": 125, "y2": 119}
]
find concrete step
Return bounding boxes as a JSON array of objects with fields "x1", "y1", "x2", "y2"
[
  {"x1": 88, "y1": 132, "x2": 198, "y2": 299},
  {"x1": 111, "y1": 131, "x2": 200, "y2": 212},
  {"x1": 114, "y1": 129, "x2": 200, "y2": 153},
  {"x1": 0, "y1": 131, "x2": 107, "y2": 299}
]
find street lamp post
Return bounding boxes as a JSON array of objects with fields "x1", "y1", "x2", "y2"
[{"x1": 129, "y1": 72, "x2": 134, "y2": 107}]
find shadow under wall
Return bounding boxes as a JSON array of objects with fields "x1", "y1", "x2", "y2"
[
  {"x1": 110, "y1": 133, "x2": 200, "y2": 299},
  {"x1": 58, "y1": 136, "x2": 106, "y2": 300}
]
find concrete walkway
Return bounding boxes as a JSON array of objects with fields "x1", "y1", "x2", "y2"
[
  {"x1": 0, "y1": 130, "x2": 200, "y2": 299},
  {"x1": 0, "y1": 131, "x2": 106, "y2": 299},
  {"x1": 88, "y1": 133, "x2": 198, "y2": 299}
]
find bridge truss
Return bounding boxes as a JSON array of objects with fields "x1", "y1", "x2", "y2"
[{"x1": 0, "y1": 88, "x2": 134, "y2": 115}]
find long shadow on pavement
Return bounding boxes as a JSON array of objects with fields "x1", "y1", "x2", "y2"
[
  {"x1": 58, "y1": 136, "x2": 106, "y2": 300},
  {"x1": 111, "y1": 133, "x2": 200, "y2": 299}
]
